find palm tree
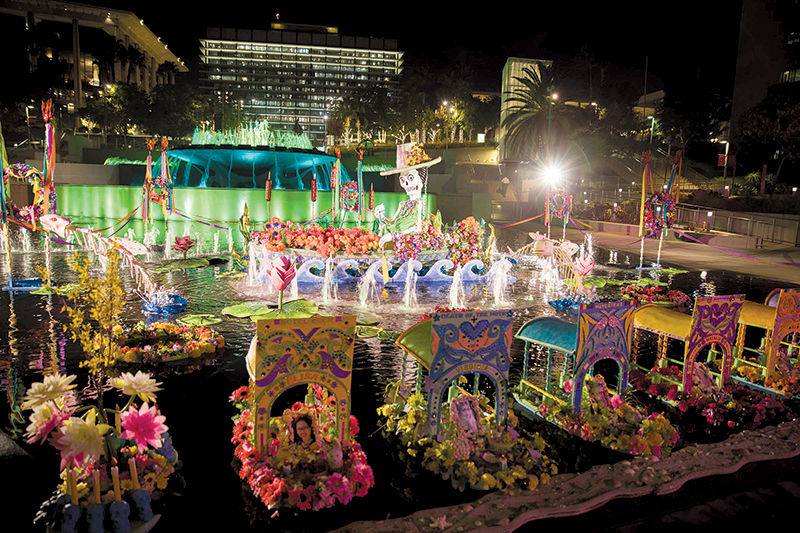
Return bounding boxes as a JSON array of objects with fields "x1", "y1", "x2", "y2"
[{"x1": 501, "y1": 62, "x2": 568, "y2": 161}]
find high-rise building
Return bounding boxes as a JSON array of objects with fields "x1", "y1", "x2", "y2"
[{"x1": 199, "y1": 23, "x2": 403, "y2": 148}]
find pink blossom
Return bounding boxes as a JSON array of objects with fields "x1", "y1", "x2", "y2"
[
  {"x1": 25, "y1": 402, "x2": 72, "y2": 445},
  {"x1": 121, "y1": 402, "x2": 168, "y2": 450},
  {"x1": 563, "y1": 379, "x2": 573, "y2": 394},
  {"x1": 268, "y1": 437, "x2": 280, "y2": 457},
  {"x1": 267, "y1": 256, "x2": 296, "y2": 292},
  {"x1": 610, "y1": 395, "x2": 624, "y2": 409}
]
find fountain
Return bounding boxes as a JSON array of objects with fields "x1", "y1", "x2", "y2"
[
  {"x1": 358, "y1": 261, "x2": 383, "y2": 307},
  {"x1": 402, "y1": 260, "x2": 418, "y2": 309},
  {"x1": 195, "y1": 232, "x2": 202, "y2": 256},
  {"x1": 322, "y1": 257, "x2": 337, "y2": 304},
  {"x1": 449, "y1": 264, "x2": 465, "y2": 308},
  {"x1": 164, "y1": 226, "x2": 173, "y2": 259},
  {"x1": 488, "y1": 258, "x2": 511, "y2": 307},
  {"x1": 213, "y1": 232, "x2": 220, "y2": 254}
]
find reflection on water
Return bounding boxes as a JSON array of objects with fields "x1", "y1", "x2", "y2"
[{"x1": 1, "y1": 222, "x2": 797, "y2": 530}]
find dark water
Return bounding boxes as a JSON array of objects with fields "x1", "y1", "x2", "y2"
[{"x1": 1, "y1": 225, "x2": 797, "y2": 531}]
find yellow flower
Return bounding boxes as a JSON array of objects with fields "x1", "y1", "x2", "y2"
[
  {"x1": 112, "y1": 325, "x2": 124, "y2": 336},
  {"x1": 527, "y1": 475, "x2": 539, "y2": 490},
  {"x1": 480, "y1": 473, "x2": 497, "y2": 489}
]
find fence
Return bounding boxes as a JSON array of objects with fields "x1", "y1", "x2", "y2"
[{"x1": 676, "y1": 204, "x2": 800, "y2": 246}]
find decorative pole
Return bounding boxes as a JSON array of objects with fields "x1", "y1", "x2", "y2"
[
  {"x1": 41, "y1": 99, "x2": 56, "y2": 217},
  {"x1": 161, "y1": 137, "x2": 173, "y2": 214},
  {"x1": 143, "y1": 139, "x2": 156, "y2": 234},
  {"x1": 357, "y1": 148, "x2": 364, "y2": 224},
  {"x1": 332, "y1": 147, "x2": 340, "y2": 223},
  {"x1": 265, "y1": 171, "x2": 272, "y2": 220},
  {"x1": 311, "y1": 173, "x2": 317, "y2": 220},
  {"x1": 638, "y1": 151, "x2": 651, "y2": 270}
]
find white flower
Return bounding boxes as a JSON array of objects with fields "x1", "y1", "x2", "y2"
[
  {"x1": 21, "y1": 374, "x2": 77, "y2": 410},
  {"x1": 111, "y1": 371, "x2": 162, "y2": 402}
]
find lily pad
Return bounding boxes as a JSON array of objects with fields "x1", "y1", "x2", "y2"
[
  {"x1": 177, "y1": 314, "x2": 223, "y2": 326},
  {"x1": 249, "y1": 299, "x2": 319, "y2": 321},
  {"x1": 356, "y1": 311, "x2": 383, "y2": 326},
  {"x1": 657, "y1": 267, "x2": 689, "y2": 275},
  {"x1": 216, "y1": 270, "x2": 248, "y2": 280},
  {"x1": 221, "y1": 301, "x2": 276, "y2": 318},
  {"x1": 629, "y1": 277, "x2": 668, "y2": 287},
  {"x1": 153, "y1": 258, "x2": 211, "y2": 273},
  {"x1": 30, "y1": 283, "x2": 80, "y2": 295},
  {"x1": 356, "y1": 325, "x2": 381, "y2": 338},
  {"x1": 378, "y1": 330, "x2": 401, "y2": 342}
]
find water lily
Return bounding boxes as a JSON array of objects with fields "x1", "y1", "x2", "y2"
[
  {"x1": 21, "y1": 373, "x2": 77, "y2": 410},
  {"x1": 111, "y1": 371, "x2": 162, "y2": 402},
  {"x1": 52, "y1": 409, "x2": 111, "y2": 469},
  {"x1": 25, "y1": 401, "x2": 72, "y2": 445},
  {"x1": 574, "y1": 256, "x2": 595, "y2": 277},
  {"x1": 121, "y1": 402, "x2": 168, "y2": 450},
  {"x1": 267, "y1": 256, "x2": 296, "y2": 308},
  {"x1": 172, "y1": 235, "x2": 195, "y2": 259}
]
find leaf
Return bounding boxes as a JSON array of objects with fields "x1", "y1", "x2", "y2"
[
  {"x1": 356, "y1": 311, "x2": 382, "y2": 326},
  {"x1": 177, "y1": 314, "x2": 222, "y2": 326},
  {"x1": 356, "y1": 326, "x2": 381, "y2": 338},
  {"x1": 153, "y1": 258, "x2": 211, "y2": 273},
  {"x1": 29, "y1": 283, "x2": 80, "y2": 295},
  {"x1": 249, "y1": 299, "x2": 319, "y2": 321},
  {"x1": 378, "y1": 330, "x2": 401, "y2": 341},
  {"x1": 216, "y1": 270, "x2": 247, "y2": 279},
  {"x1": 221, "y1": 301, "x2": 276, "y2": 318},
  {"x1": 657, "y1": 267, "x2": 689, "y2": 275}
]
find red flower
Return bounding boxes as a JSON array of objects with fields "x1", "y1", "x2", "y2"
[
  {"x1": 230, "y1": 386, "x2": 249, "y2": 403},
  {"x1": 349, "y1": 415, "x2": 359, "y2": 437}
]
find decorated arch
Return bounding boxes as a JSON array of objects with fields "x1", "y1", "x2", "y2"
[
  {"x1": 683, "y1": 295, "x2": 744, "y2": 393},
  {"x1": 571, "y1": 301, "x2": 635, "y2": 413},
  {"x1": 427, "y1": 310, "x2": 513, "y2": 436},
  {"x1": 249, "y1": 316, "x2": 355, "y2": 456},
  {"x1": 766, "y1": 289, "x2": 800, "y2": 381}
]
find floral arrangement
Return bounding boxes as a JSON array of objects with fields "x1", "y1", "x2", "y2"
[
  {"x1": 230, "y1": 384, "x2": 374, "y2": 510},
  {"x1": 630, "y1": 363, "x2": 788, "y2": 441},
  {"x1": 738, "y1": 349, "x2": 800, "y2": 398},
  {"x1": 252, "y1": 219, "x2": 380, "y2": 257},
  {"x1": 340, "y1": 181, "x2": 360, "y2": 211},
  {"x1": 4, "y1": 163, "x2": 46, "y2": 219},
  {"x1": 111, "y1": 322, "x2": 225, "y2": 364},
  {"x1": 621, "y1": 285, "x2": 691, "y2": 309},
  {"x1": 643, "y1": 192, "x2": 676, "y2": 237},
  {"x1": 394, "y1": 217, "x2": 484, "y2": 266},
  {"x1": 532, "y1": 375, "x2": 679, "y2": 456},
  {"x1": 378, "y1": 381, "x2": 556, "y2": 491},
  {"x1": 24, "y1": 371, "x2": 178, "y2": 526},
  {"x1": 406, "y1": 144, "x2": 431, "y2": 166}
]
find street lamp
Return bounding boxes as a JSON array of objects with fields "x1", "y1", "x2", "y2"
[{"x1": 647, "y1": 115, "x2": 655, "y2": 145}]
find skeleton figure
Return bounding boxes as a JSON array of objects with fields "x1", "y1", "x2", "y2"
[{"x1": 374, "y1": 168, "x2": 425, "y2": 247}]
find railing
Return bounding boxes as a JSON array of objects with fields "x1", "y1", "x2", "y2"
[{"x1": 676, "y1": 204, "x2": 800, "y2": 246}]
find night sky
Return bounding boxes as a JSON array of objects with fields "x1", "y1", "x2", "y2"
[{"x1": 75, "y1": 1, "x2": 744, "y2": 95}]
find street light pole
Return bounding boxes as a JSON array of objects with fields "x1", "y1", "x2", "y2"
[
  {"x1": 648, "y1": 115, "x2": 655, "y2": 145},
  {"x1": 546, "y1": 86, "x2": 557, "y2": 156}
]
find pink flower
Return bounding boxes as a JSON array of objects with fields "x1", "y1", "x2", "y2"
[
  {"x1": 25, "y1": 401, "x2": 72, "y2": 445},
  {"x1": 349, "y1": 415, "x2": 359, "y2": 437},
  {"x1": 574, "y1": 256, "x2": 595, "y2": 276},
  {"x1": 563, "y1": 379, "x2": 573, "y2": 394},
  {"x1": 610, "y1": 394, "x2": 624, "y2": 409},
  {"x1": 267, "y1": 256, "x2": 296, "y2": 292},
  {"x1": 121, "y1": 402, "x2": 168, "y2": 450},
  {"x1": 172, "y1": 235, "x2": 195, "y2": 255},
  {"x1": 268, "y1": 437, "x2": 280, "y2": 457},
  {"x1": 327, "y1": 472, "x2": 352, "y2": 504}
]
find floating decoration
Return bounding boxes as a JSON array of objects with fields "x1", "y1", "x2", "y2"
[
  {"x1": 112, "y1": 322, "x2": 224, "y2": 364},
  {"x1": 380, "y1": 309, "x2": 556, "y2": 491},
  {"x1": 235, "y1": 315, "x2": 373, "y2": 510},
  {"x1": 141, "y1": 290, "x2": 188, "y2": 316}
]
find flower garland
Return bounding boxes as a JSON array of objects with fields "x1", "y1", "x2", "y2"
[
  {"x1": 643, "y1": 192, "x2": 676, "y2": 237},
  {"x1": 621, "y1": 285, "x2": 690, "y2": 309},
  {"x1": 111, "y1": 322, "x2": 225, "y2": 364},
  {"x1": 4, "y1": 163, "x2": 47, "y2": 219},
  {"x1": 230, "y1": 384, "x2": 373, "y2": 510},
  {"x1": 340, "y1": 181, "x2": 360, "y2": 211},
  {"x1": 252, "y1": 220, "x2": 380, "y2": 257},
  {"x1": 377, "y1": 382, "x2": 556, "y2": 491}
]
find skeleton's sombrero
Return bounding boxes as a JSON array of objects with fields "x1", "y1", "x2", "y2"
[{"x1": 379, "y1": 142, "x2": 442, "y2": 176}]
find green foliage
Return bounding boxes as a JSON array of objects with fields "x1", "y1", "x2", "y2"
[{"x1": 61, "y1": 250, "x2": 127, "y2": 375}]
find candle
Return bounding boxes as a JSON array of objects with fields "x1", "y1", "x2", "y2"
[
  {"x1": 111, "y1": 466, "x2": 121, "y2": 501},
  {"x1": 265, "y1": 173, "x2": 272, "y2": 202},
  {"x1": 115, "y1": 405, "x2": 121, "y2": 435},
  {"x1": 93, "y1": 470, "x2": 101, "y2": 504},
  {"x1": 369, "y1": 184, "x2": 374, "y2": 211},
  {"x1": 128, "y1": 458, "x2": 140, "y2": 490},
  {"x1": 69, "y1": 468, "x2": 79, "y2": 505}
]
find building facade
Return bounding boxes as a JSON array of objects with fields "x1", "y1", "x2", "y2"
[{"x1": 199, "y1": 23, "x2": 403, "y2": 147}]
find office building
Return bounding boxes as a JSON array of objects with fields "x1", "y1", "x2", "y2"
[{"x1": 199, "y1": 23, "x2": 403, "y2": 147}]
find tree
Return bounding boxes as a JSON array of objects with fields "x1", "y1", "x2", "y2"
[
  {"x1": 81, "y1": 83, "x2": 149, "y2": 139},
  {"x1": 737, "y1": 86, "x2": 800, "y2": 182},
  {"x1": 501, "y1": 63, "x2": 572, "y2": 161}
]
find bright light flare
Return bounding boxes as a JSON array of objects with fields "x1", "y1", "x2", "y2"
[{"x1": 542, "y1": 165, "x2": 563, "y2": 186}]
